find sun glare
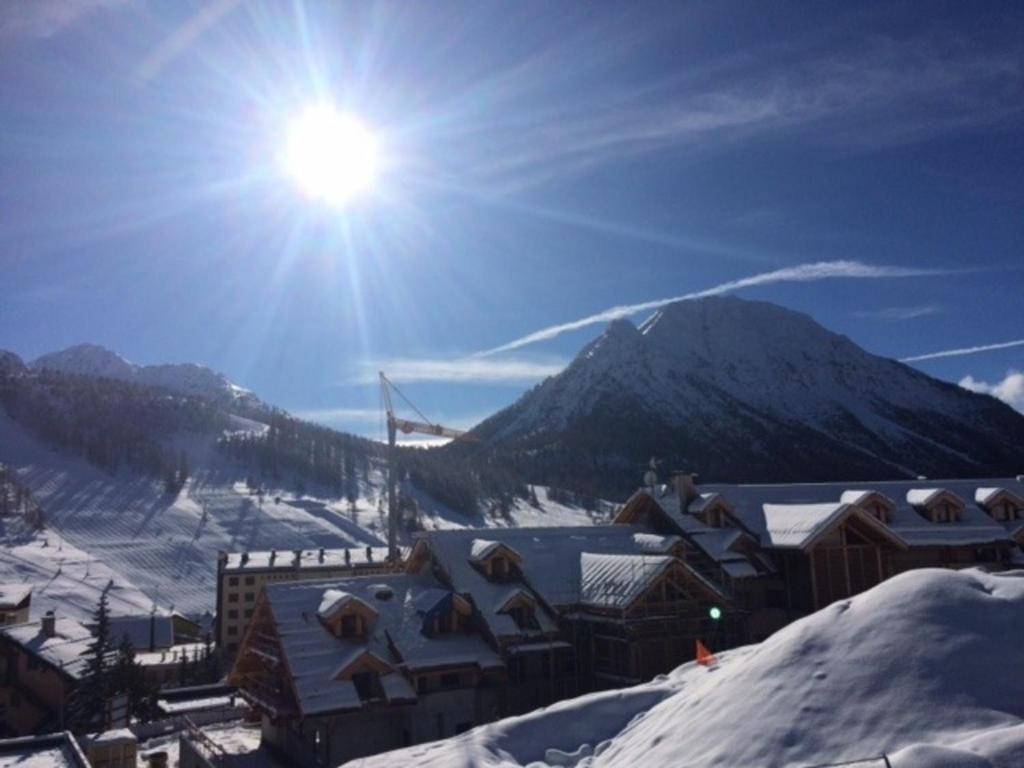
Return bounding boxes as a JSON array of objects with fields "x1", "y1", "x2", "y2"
[{"x1": 283, "y1": 104, "x2": 378, "y2": 207}]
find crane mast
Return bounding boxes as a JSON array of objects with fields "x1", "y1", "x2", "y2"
[{"x1": 379, "y1": 372, "x2": 470, "y2": 562}]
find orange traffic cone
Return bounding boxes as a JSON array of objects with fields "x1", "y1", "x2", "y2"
[{"x1": 696, "y1": 639, "x2": 717, "y2": 667}]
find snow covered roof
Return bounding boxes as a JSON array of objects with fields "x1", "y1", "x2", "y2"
[
  {"x1": 0, "y1": 584, "x2": 32, "y2": 610},
  {"x1": 0, "y1": 617, "x2": 93, "y2": 679},
  {"x1": 974, "y1": 486, "x2": 1024, "y2": 510},
  {"x1": 762, "y1": 503, "x2": 850, "y2": 549},
  {"x1": 468, "y1": 539, "x2": 523, "y2": 564},
  {"x1": 630, "y1": 533, "x2": 681, "y2": 554},
  {"x1": 422, "y1": 526, "x2": 726, "y2": 630},
  {"x1": 700, "y1": 477, "x2": 1022, "y2": 548},
  {"x1": 906, "y1": 488, "x2": 963, "y2": 509},
  {"x1": 260, "y1": 573, "x2": 502, "y2": 717},
  {"x1": 317, "y1": 590, "x2": 377, "y2": 622},
  {"x1": 839, "y1": 489, "x2": 896, "y2": 509},
  {"x1": 222, "y1": 546, "x2": 406, "y2": 572},
  {"x1": 579, "y1": 554, "x2": 675, "y2": 609},
  {"x1": 0, "y1": 733, "x2": 89, "y2": 768}
]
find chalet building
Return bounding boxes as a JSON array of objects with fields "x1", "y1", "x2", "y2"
[
  {"x1": 215, "y1": 545, "x2": 405, "y2": 656},
  {"x1": 617, "y1": 474, "x2": 1024, "y2": 635},
  {"x1": 0, "y1": 587, "x2": 31, "y2": 628},
  {"x1": 0, "y1": 611, "x2": 210, "y2": 736},
  {"x1": 230, "y1": 525, "x2": 739, "y2": 766},
  {"x1": 230, "y1": 572, "x2": 505, "y2": 766}
]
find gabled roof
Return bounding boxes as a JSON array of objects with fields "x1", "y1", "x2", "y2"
[
  {"x1": 906, "y1": 488, "x2": 964, "y2": 509},
  {"x1": 975, "y1": 487, "x2": 1024, "y2": 509},
  {"x1": 422, "y1": 525, "x2": 691, "y2": 637},
  {"x1": 761, "y1": 503, "x2": 907, "y2": 551},
  {"x1": 0, "y1": 617, "x2": 93, "y2": 679},
  {"x1": 317, "y1": 590, "x2": 378, "y2": 622},
  {"x1": 578, "y1": 554, "x2": 675, "y2": 609},
  {"x1": 468, "y1": 539, "x2": 523, "y2": 565},
  {"x1": 839, "y1": 490, "x2": 897, "y2": 510},
  {"x1": 701, "y1": 478, "x2": 1019, "y2": 548},
  {"x1": 688, "y1": 492, "x2": 733, "y2": 515},
  {"x1": 257, "y1": 573, "x2": 502, "y2": 717},
  {"x1": 0, "y1": 584, "x2": 31, "y2": 611},
  {"x1": 630, "y1": 532, "x2": 682, "y2": 554}
]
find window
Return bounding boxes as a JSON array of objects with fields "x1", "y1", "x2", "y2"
[
  {"x1": 228, "y1": 577, "x2": 239, "y2": 587},
  {"x1": 227, "y1": 626, "x2": 238, "y2": 636},
  {"x1": 227, "y1": 609, "x2": 238, "y2": 619},
  {"x1": 228, "y1": 594, "x2": 239, "y2": 603},
  {"x1": 434, "y1": 611, "x2": 453, "y2": 635},
  {"x1": 352, "y1": 671, "x2": 378, "y2": 700},
  {"x1": 508, "y1": 604, "x2": 540, "y2": 631},
  {"x1": 439, "y1": 672, "x2": 459, "y2": 689},
  {"x1": 244, "y1": 609, "x2": 253, "y2": 618},
  {"x1": 340, "y1": 614, "x2": 360, "y2": 638},
  {"x1": 245, "y1": 576, "x2": 255, "y2": 586},
  {"x1": 244, "y1": 592, "x2": 255, "y2": 602},
  {"x1": 491, "y1": 557, "x2": 509, "y2": 580}
]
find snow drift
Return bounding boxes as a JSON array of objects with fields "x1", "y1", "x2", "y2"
[{"x1": 347, "y1": 567, "x2": 1024, "y2": 768}]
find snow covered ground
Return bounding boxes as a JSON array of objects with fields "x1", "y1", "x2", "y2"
[
  {"x1": 0, "y1": 413, "x2": 600, "y2": 620},
  {"x1": 347, "y1": 567, "x2": 1024, "y2": 768}
]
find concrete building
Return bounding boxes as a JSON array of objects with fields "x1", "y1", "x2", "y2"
[
  {"x1": 215, "y1": 546, "x2": 404, "y2": 656},
  {"x1": 0, "y1": 732, "x2": 89, "y2": 768}
]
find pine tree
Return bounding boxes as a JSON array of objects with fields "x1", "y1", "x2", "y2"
[
  {"x1": 71, "y1": 589, "x2": 113, "y2": 731},
  {"x1": 111, "y1": 634, "x2": 153, "y2": 722}
]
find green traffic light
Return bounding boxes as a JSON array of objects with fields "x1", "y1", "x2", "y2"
[{"x1": 709, "y1": 606, "x2": 722, "y2": 621}]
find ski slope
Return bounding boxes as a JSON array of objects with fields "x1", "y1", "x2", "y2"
[
  {"x1": 0, "y1": 413, "x2": 599, "y2": 619},
  {"x1": 349, "y1": 567, "x2": 1024, "y2": 768}
]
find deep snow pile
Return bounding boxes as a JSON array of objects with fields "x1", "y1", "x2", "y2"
[{"x1": 348, "y1": 568, "x2": 1024, "y2": 768}]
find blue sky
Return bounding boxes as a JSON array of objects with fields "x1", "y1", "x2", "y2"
[{"x1": 1, "y1": 0, "x2": 1022, "y2": 437}]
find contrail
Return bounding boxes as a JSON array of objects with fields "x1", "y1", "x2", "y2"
[
  {"x1": 478, "y1": 260, "x2": 945, "y2": 356},
  {"x1": 901, "y1": 339, "x2": 1024, "y2": 363}
]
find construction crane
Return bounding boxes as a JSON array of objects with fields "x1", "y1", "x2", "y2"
[{"x1": 379, "y1": 372, "x2": 472, "y2": 562}]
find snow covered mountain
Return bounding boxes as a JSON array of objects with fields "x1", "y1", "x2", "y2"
[
  {"x1": 30, "y1": 343, "x2": 259, "y2": 406},
  {"x1": 469, "y1": 296, "x2": 1024, "y2": 493},
  {"x1": 352, "y1": 567, "x2": 1024, "y2": 768}
]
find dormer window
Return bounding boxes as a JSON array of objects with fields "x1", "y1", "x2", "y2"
[
  {"x1": 840, "y1": 490, "x2": 896, "y2": 524},
  {"x1": 907, "y1": 489, "x2": 964, "y2": 525},
  {"x1": 508, "y1": 604, "x2": 539, "y2": 631},
  {"x1": 318, "y1": 589, "x2": 377, "y2": 640},
  {"x1": 975, "y1": 488, "x2": 1024, "y2": 523},
  {"x1": 491, "y1": 557, "x2": 509, "y2": 580},
  {"x1": 468, "y1": 539, "x2": 523, "y2": 582}
]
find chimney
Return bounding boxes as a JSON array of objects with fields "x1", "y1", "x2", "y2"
[
  {"x1": 293, "y1": 549, "x2": 302, "y2": 568},
  {"x1": 673, "y1": 472, "x2": 699, "y2": 505},
  {"x1": 318, "y1": 548, "x2": 325, "y2": 563},
  {"x1": 149, "y1": 609, "x2": 157, "y2": 652},
  {"x1": 41, "y1": 610, "x2": 56, "y2": 638},
  {"x1": 269, "y1": 549, "x2": 276, "y2": 565},
  {"x1": 240, "y1": 552, "x2": 249, "y2": 565},
  {"x1": 365, "y1": 546, "x2": 373, "y2": 563},
  {"x1": 344, "y1": 549, "x2": 351, "y2": 566}
]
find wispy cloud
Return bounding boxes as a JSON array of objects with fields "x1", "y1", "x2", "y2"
[
  {"x1": 0, "y1": 0, "x2": 123, "y2": 40},
  {"x1": 480, "y1": 260, "x2": 946, "y2": 356},
  {"x1": 355, "y1": 357, "x2": 567, "y2": 385},
  {"x1": 451, "y1": 33, "x2": 1024, "y2": 191},
  {"x1": 854, "y1": 304, "x2": 942, "y2": 321},
  {"x1": 960, "y1": 371, "x2": 1024, "y2": 412},
  {"x1": 901, "y1": 339, "x2": 1024, "y2": 363}
]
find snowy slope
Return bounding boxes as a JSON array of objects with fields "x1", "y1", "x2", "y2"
[
  {"x1": 31, "y1": 343, "x2": 258, "y2": 405},
  {"x1": 348, "y1": 567, "x2": 1024, "y2": 768},
  {"x1": 0, "y1": 412, "x2": 596, "y2": 620},
  {"x1": 470, "y1": 296, "x2": 1024, "y2": 492}
]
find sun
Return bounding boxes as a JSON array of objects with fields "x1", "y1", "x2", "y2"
[{"x1": 283, "y1": 104, "x2": 379, "y2": 207}]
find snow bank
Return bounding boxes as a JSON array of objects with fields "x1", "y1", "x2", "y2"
[{"x1": 346, "y1": 568, "x2": 1024, "y2": 768}]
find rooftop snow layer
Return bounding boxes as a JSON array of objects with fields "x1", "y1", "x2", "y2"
[
  {"x1": 0, "y1": 617, "x2": 93, "y2": 679},
  {"x1": 262, "y1": 574, "x2": 502, "y2": 717},
  {"x1": 578, "y1": 554, "x2": 674, "y2": 609},
  {"x1": 0, "y1": 584, "x2": 32, "y2": 609},
  {"x1": 347, "y1": 567, "x2": 1024, "y2": 768}
]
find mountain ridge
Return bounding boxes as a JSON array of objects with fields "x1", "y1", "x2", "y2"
[{"x1": 464, "y1": 295, "x2": 1024, "y2": 495}]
